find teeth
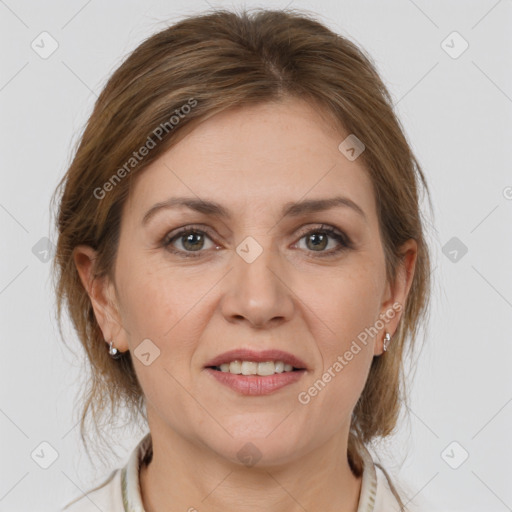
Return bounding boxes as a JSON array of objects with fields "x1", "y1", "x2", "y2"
[
  {"x1": 257, "y1": 361, "x2": 275, "y2": 376},
  {"x1": 228, "y1": 361, "x2": 241, "y2": 374},
  {"x1": 215, "y1": 360, "x2": 299, "y2": 375},
  {"x1": 241, "y1": 361, "x2": 258, "y2": 375}
]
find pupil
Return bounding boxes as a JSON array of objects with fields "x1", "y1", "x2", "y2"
[
  {"x1": 183, "y1": 232, "x2": 203, "y2": 251},
  {"x1": 308, "y1": 233, "x2": 327, "y2": 251}
]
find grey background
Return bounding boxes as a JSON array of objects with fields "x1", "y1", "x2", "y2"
[{"x1": 1, "y1": 0, "x2": 511, "y2": 510}]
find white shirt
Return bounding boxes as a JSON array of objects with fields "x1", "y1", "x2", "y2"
[{"x1": 60, "y1": 432, "x2": 414, "y2": 511}]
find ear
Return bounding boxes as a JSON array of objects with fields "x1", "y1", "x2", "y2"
[
  {"x1": 73, "y1": 245, "x2": 129, "y2": 353},
  {"x1": 374, "y1": 238, "x2": 418, "y2": 356}
]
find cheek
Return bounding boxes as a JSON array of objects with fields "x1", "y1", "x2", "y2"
[
  {"x1": 297, "y1": 259, "x2": 384, "y2": 405},
  {"x1": 118, "y1": 271, "x2": 173, "y2": 337},
  {"x1": 299, "y1": 269, "x2": 380, "y2": 420},
  {"x1": 115, "y1": 257, "x2": 212, "y2": 363},
  {"x1": 114, "y1": 253, "x2": 177, "y2": 342},
  {"x1": 305, "y1": 261, "x2": 384, "y2": 348}
]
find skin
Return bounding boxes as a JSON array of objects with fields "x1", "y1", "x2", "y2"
[{"x1": 74, "y1": 96, "x2": 417, "y2": 512}]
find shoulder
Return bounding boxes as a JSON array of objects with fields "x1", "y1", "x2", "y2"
[
  {"x1": 59, "y1": 468, "x2": 124, "y2": 512},
  {"x1": 374, "y1": 464, "x2": 403, "y2": 511},
  {"x1": 59, "y1": 432, "x2": 152, "y2": 512},
  {"x1": 374, "y1": 464, "x2": 427, "y2": 512},
  {"x1": 357, "y1": 442, "x2": 427, "y2": 512}
]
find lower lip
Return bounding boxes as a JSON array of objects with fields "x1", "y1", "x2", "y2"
[{"x1": 204, "y1": 368, "x2": 306, "y2": 395}]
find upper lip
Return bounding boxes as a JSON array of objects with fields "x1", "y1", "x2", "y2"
[{"x1": 204, "y1": 349, "x2": 307, "y2": 369}]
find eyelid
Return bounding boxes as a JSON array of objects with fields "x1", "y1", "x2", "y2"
[
  {"x1": 162, "y1": 223, "x2": 353, "y2": 258},
  {"x1": 295, "y1": 223, "x2": 345, "y2": 239},
  {"x1": 161, "y1": 224, "x2": 218, "y2": 247},
  {"x1": 293, "y1": 224, "x2": 353, "y2": 255}
]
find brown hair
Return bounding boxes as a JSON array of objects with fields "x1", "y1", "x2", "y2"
[{"x1": 51, "y1": 7, "x2": 432, "y2": 508}]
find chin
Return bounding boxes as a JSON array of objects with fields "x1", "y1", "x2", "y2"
[{"x1": 200, "y1": 421, "x2": 307, "y2": 468}]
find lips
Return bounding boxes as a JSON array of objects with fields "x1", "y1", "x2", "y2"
[{"x1": 204, "y1": 348, "x2": 307, "y2": 370}]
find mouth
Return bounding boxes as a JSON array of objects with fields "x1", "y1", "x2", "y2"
[
  {"x1": 204, "y1": 348, "x2": 307, "y2": 374},
  {"x1": 203, "y1": 349, "x2": 307, "y2": 395},
  {"x1": 207, "y1": 360, "x2": 304, "y2": 376}
]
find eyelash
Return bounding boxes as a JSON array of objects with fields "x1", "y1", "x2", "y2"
[{"x1": 161, "y1": 224, "x2": 353, "y2": 259}]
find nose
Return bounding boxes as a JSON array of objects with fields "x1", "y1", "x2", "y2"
[{"x1": 220, "y1": 237, "x2": 295, "y2": 329}]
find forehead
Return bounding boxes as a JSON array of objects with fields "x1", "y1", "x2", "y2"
[{"x1": 125, "y1": 98, "x2": 377, "y2": 225}]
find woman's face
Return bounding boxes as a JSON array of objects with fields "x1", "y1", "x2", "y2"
[{"x1": 79, "y1": 97, "x2": 415, "y2": 466}]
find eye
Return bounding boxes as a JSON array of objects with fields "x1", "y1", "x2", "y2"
[
  {"x1": 162, "y1": 225, "x2": 218, "y2": 258},
  {"x1": 161, "y1": 223, "x2": 352, "y2": 259},
  {"x1": 294, "y1": 224, "x2": 352, "y2": 257}
]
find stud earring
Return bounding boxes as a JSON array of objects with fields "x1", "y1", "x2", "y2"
[
  {"x1": 108, "y1": 340, "x2": 122, "y2": 359},
  {"x1": 383, "y1": 332, "x2": 391, "y2": 352}
]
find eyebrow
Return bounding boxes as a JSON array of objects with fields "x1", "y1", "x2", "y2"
[{"x1": 141, "y1": 195, "x2": 366, "y2": 225}]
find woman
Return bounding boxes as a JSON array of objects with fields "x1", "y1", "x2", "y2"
[{"x1": 53, "y1": 7, "x2": 432, "y2": 511}]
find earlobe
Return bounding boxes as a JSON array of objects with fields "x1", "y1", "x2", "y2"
[
  {"x1": 73, "y1": 245, "x2": 127, "y2": 351},
  {"x1": 376, "y1": 239, "x2": 418, "y2": 355}
]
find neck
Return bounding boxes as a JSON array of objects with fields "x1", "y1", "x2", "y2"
[{"x1": 139, "y1": 420, "x2": 362, "y2": 512}]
